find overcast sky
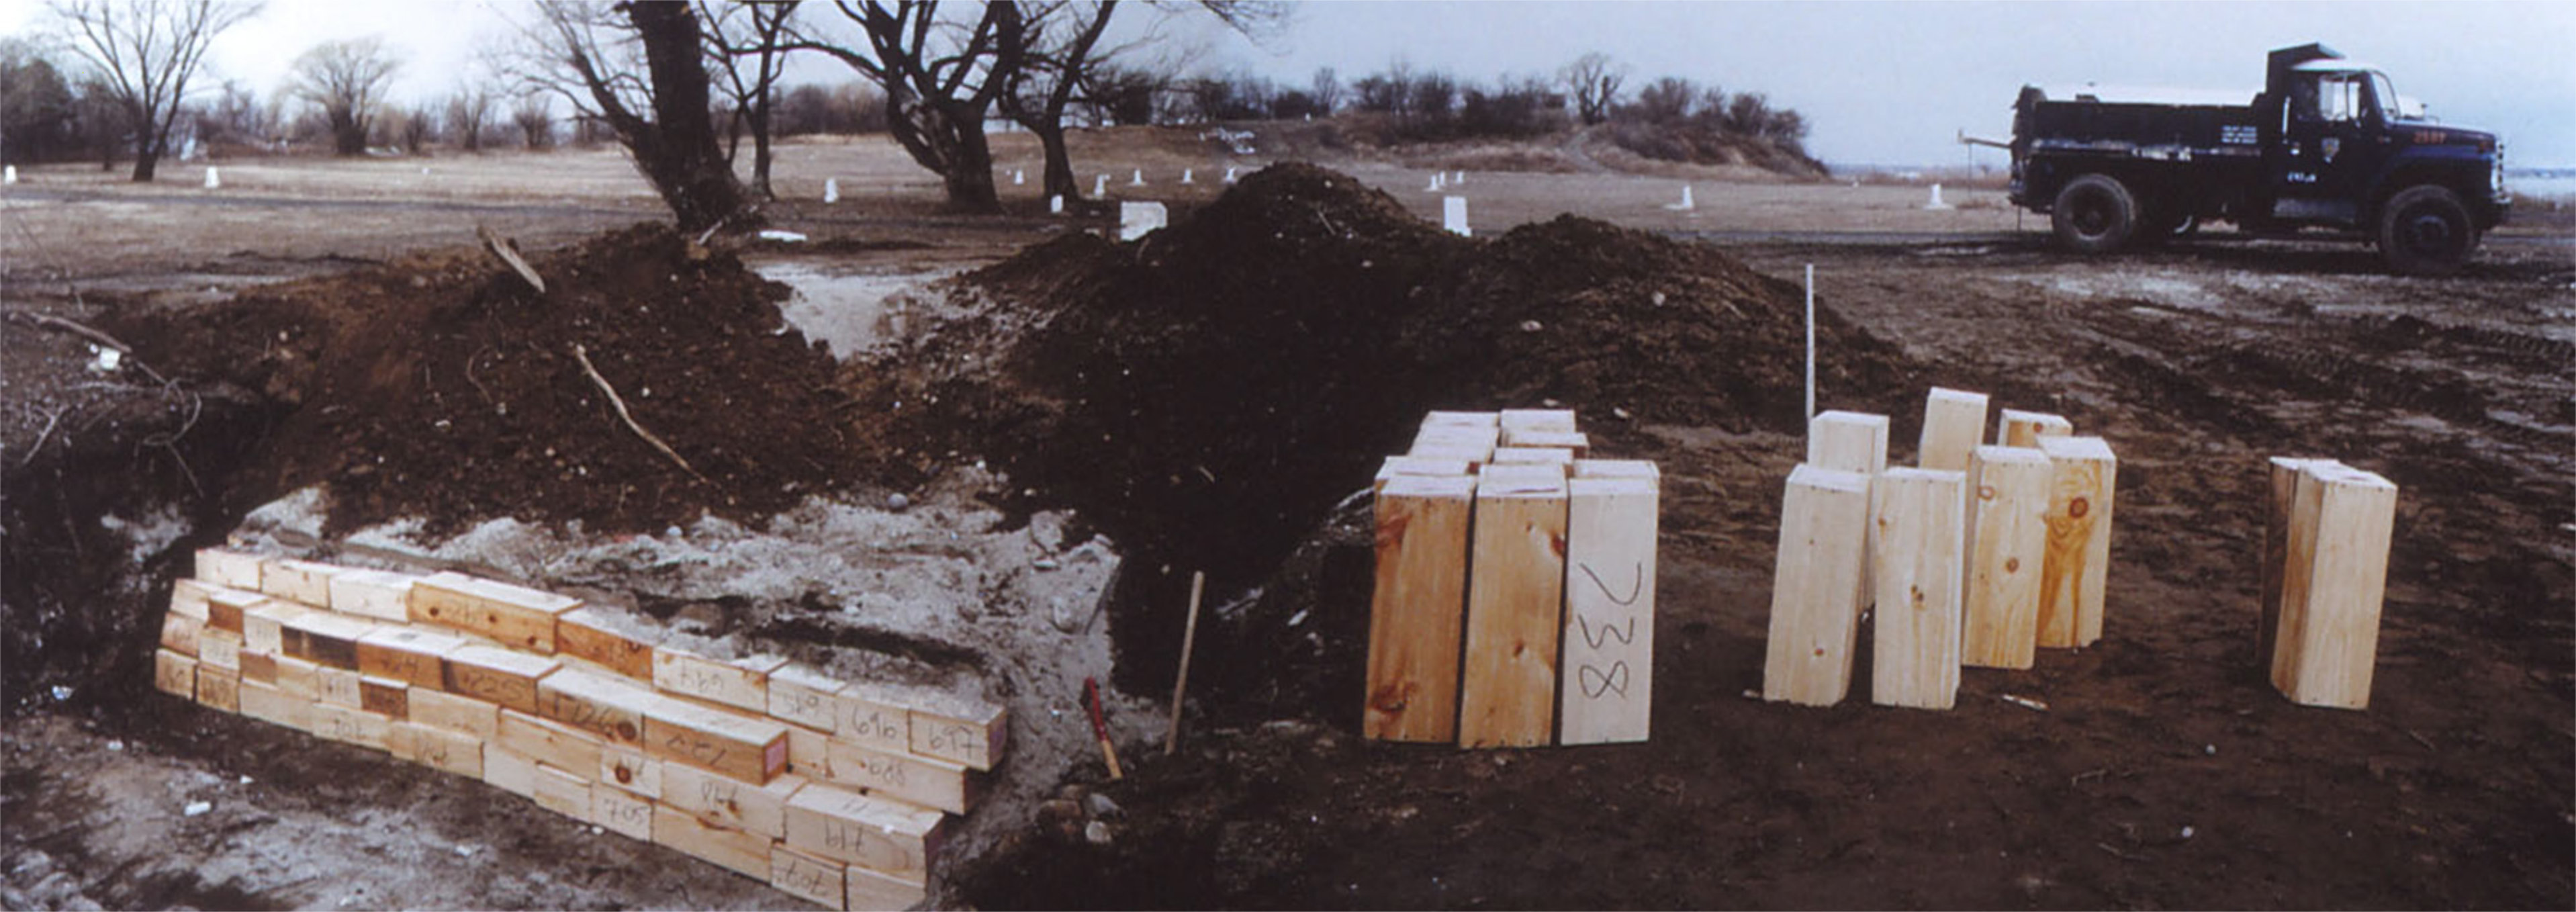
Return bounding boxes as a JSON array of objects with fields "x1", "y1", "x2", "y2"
[{"x1": 7, "y1": 1, "x2": 2570, "y2": 167}]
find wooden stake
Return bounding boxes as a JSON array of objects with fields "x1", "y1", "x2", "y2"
[
  {"x1": 477, "y1": 224, "x2": 546, "y2": 293},
  {"x1": 1166, "y1": 571, "x2": 1205, "y2": 756}
]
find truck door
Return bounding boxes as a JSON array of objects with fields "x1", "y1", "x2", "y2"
[{"x1": 2273, "y1": 71, "x2": 2373, "y2": 221}]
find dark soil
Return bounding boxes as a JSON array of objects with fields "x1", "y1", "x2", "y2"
[
  {"x1": 853, "y1": 163, "x2": 1916, "y2": 701},
  {"x1": 103, "y1": 223, "x2": 872, "y2": 537}
]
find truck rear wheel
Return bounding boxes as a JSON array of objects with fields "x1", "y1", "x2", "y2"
[
  {"x1": 2053, "y1": 174, "x2": 2137, "y2": 253},
  {"x1": 2379, "y1": 185, "x2": 2478, "y2": 276}
]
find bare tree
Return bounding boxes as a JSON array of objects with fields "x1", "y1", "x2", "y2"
[
  {"x1": 48, "y1": 0, "x2": 262, "y2": 181},
  {"x1": 190, "y1": 77, "x2": 273, "y2": 148},
  {"x1": 1307, "y1": 65, "x2": 1338, "y2": 114},
  {"x1": 510, "y1": 93, "x2": 553, "y2": 148},
  {"x1": 446, "y1": 82, "x2": 498, "y2": 151},
  {"x1": 520, "y1": 0, "x2": 749, "y2": 232},
  {"x1": 789, "y1": 0, "x2": 1030, "y2": 212},
  {"x1": 999, "y1": 0, "x2": 1281, "y2": 201},
  {"x1": 377, "y1": 103, "x2": 433, "y2": 154},
  {"x1": 998, "y1": 0, "x2": 1117, "y2": 201},
  {"x1": 1630, "y1": 75, "x2": 1695, "y2": 124},
  {"x1": 1560, "y1": 51, "x2": 1622, "y2": 126},
  {"x1": 699, "y1": 0, "x2": 798, "y2": 199},
  {"x1": 286, "y1": 36, "x2": 401, "y2": 156}
]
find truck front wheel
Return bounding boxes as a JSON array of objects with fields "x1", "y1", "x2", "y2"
[
  {"x1": 2379, "y1": 185, "x2": 2478, "y2": 276},
  {"x1": 2053, "y1": 174, "x2": 2137, "y2": 253}
]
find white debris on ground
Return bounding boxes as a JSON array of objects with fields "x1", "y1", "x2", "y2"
[{"x1": 227, "y1": 463, "x2": 1164, "y2": 903}]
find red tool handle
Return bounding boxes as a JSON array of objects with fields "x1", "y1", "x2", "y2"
[{"x1": 1083, "y1": 676, "x2": 1111, "y2": 742}]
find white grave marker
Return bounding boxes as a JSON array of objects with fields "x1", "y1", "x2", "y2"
[
  {"x1": 1118, "y1": 201, "x2": 1167, "y2": 241},
  {"x1": 1130, "y1": 169, "x2": 1145, "y2": 185},
  {"x1": 3, "y1": 165, "x2": 15, "y2": 185},
  {"x1": 1925, "y1": 183, "x2": 1953, "y2": 210},
  {"x1": 1050, "y1": 194, "x2": 1065, "y2": 214},
  {"x1": 1013, "y1": 169, "x2": 1025, "y2": 185},
  {"x1": 1442, "y1": 196, "x2": 1470, "y2": 237},
  {"x1": 203, "y1": 167, "x2": 221, "y2": 189},
  {"x1": 824, "y1": 178, "x2": 839, "y2": 203},
  {"x1": 1094, "y1": 174, "x2": 1109, "y2": 196},
  {"x1": 1224, "y1": 167, "x2": 1238, "y2": 183},
  {"x1": 1665, "y1": 185, "x2": 1693, "y2": 211},
  {"x1": 1181, "y1": 168, "x2": 1194, "y2": 184}
]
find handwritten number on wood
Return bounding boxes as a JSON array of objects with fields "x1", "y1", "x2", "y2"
[
  {"x1": 1578, "y1": 561, "x2": 1644, "y2": 606},
  {"x1": 1579, "y1": 662, "x2": 1631, "y2": 699}
]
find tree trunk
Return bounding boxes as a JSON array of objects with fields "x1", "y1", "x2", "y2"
[
  {"x1": 750, "y1": 92, "x2": 774, "y2": 200},
  {"x1": 333, "y1": 111, "x2": 366, "y2": 156},
  {"x1": 941, "y1": 112, "x2": 1000, "y2": 212},
  {"x1": 128, "y1": 101, "x2": 158, "y2": 181},
  {"x1": 627, "y1": 1, "x2": 750, "y2": 234},
  {"x1": 1035, "y1": 119, "x2": 1076, "y2": 199}
]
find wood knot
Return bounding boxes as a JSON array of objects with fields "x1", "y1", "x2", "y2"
[
  {"x1": 1978, "y1": 484, "x2": 1998, "y2": 501},
  {"x1": 2068, "y1": 496, "x2": 2090, "y2": 518},
  {"x1": 2005, "y1": 557, "x2": 2021, "y2": 573}
]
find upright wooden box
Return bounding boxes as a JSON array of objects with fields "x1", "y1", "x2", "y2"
[
  {"x1": 1808, "y1": 410, "x2": 1889, "y2": 610},
  {"x1": 2270, "y1": 461, "x2": 2397, "y2": 709},
  {"x1": 1456, "y1": 465, "x2": 1569, "y2": 747},
  {"x1": 2036, "y1": 435, "x2": 2117, "y2": 648},
  {"x1": 1363, "y1": 473, "x2": 1476, "y2": 742},
  {"x1": 1557, "y1": 476, "x2": 1657, "y2": 744},
  {"x1": 1918, "y1": 387, "x2": 1990, "y2": 472},
  {"x1": 1761, "y1": 465, "x2": 1872, "y2": 706},
  {"x1": 1870, "y1": 468, "x2": 1966, "y2": 710},
  {"x1": 1961, "y1": 445, "x2": 2053, "y2": 669}
]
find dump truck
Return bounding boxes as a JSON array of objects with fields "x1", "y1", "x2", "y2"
[{"x1": 2005, "y1": 43, "x2": 2508, "y2": 275}]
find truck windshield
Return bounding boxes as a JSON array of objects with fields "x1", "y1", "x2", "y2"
[{"x1": 2371, "y1": 72, "x2": 2399, "y2": 120}]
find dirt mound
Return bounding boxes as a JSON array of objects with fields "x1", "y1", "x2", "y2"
[
  {"x1": 111, "y1": 224, "x2": 869, "y2": 537},
  {"x1": 860, "y1": 163, "x2": 1913, "y2": 698}
]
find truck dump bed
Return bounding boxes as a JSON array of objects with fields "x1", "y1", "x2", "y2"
[{"x1": 2013, "y1": 85, "x2": 2264, "y2": 162}]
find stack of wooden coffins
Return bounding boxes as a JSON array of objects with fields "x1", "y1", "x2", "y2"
[
  {"x1": 1365, "y1": 409, "x2": 1661, "y2": 747},
  {"x1": 154, "y1": 549, "x2": 1004, "y2": 911},
  {"x1": 1763, "y1": 388, "x2": 2117, "y2": 709}
]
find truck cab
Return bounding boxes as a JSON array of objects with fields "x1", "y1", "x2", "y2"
[{"x1": 2011, "y1": 43, "x2": 2508, "y2": 275}]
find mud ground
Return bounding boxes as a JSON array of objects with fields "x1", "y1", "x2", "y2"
[{"x1": 3, "y1": 136, "x2": 2571, "y2": 910}]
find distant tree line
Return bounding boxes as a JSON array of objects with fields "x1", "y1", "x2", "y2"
[
  {"x1": 1, "y1": 36, "x2": 890, "y2": 170},
  {"x1": 9, "y1": 3, "x2": 1818, "y2": 231}
]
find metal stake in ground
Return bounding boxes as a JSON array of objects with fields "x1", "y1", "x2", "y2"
[
  {"x1": 1166, "y1": 571, "x2": 1206, "y2": 756},
  {"x1": 1085, "y1": 676, "x2": 1123, "y2": 780}
]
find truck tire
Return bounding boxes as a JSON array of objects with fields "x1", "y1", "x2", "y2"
[
  {"x1": 2378, "y1": 185, "x2": 2478, "y2": 276},
  {"x1": 2053, "y1": 174, "x2": 2137, "y2": 253}
]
